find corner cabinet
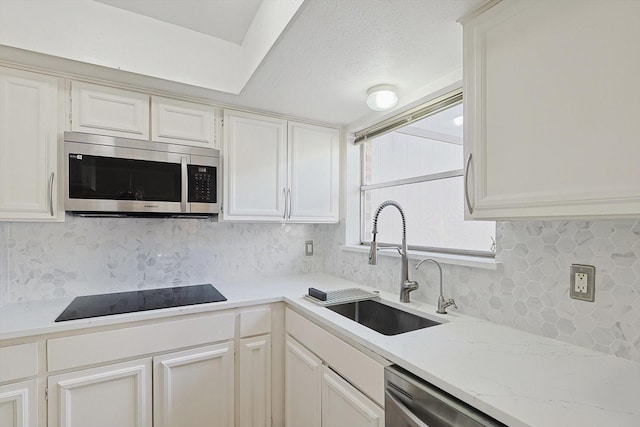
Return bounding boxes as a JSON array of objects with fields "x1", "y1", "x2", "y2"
[
  {"x1": 0, "y1": 67, "x2": 61, "y2": 222},
  {"x1": 462, "y1": 0, "x2": 640, "y2": 219},
  {"x1": 223, "y1": 110, "x2": 339, "y2": 223}
]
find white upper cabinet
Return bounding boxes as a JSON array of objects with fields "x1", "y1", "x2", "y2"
[
  {"x1": 288, "y1": 121, "x2": 339, "y2": 222},
  {"x1": 71, "y1": 82, "x2": 217, "y2": 148},
  {"x1": 223, "y1": 110, "x2": 339, "y2": 223},
  {"x1": 151, "y1": 96, "x2": 215, "y2": 148},
  {"x1": 463, "y1": 0, "x2": 640, "y2": 219},
  {"x1": 223, "y1": 110, "x2": 287, "y2": 220},
  {"x1": 0, "y1": 66, "x2": 61, "y2": 221},
  {"x1": 71, "y1": 81, "x2": 150, "y2": 140}
]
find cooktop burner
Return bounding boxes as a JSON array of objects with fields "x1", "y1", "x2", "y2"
[{"x1": 55, "y1": 284, "x2": 227, "y2": 322}]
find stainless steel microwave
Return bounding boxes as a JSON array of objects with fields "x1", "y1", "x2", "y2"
[{"x1": 64, "y1": 132, "x2": 220, "y2": 217}]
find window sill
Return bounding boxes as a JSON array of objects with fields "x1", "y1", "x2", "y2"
[{"x1": 339, "y1": 244, "x2": 500, "y2": 271}]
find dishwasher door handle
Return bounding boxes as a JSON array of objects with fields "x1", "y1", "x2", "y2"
[{"x1": 385, "y1": 390, "x2": 430, "y2": 427}]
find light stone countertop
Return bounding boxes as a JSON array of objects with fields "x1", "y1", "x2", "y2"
[{"x1": 1, "y1": 273, "x2": 639, "y2": 427}]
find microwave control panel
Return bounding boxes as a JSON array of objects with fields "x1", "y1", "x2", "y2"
[{"x1": 188, "y1": 165, "x2": 216, "y2": 203}]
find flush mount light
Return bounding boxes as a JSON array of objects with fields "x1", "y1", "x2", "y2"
[{"x1": 366, "y1": 85, "x2": 398, "y2": 111}]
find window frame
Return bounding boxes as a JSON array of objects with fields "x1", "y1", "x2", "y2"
[{"x1": 357, "y1": 90, "x2": 496, "y2": 258}]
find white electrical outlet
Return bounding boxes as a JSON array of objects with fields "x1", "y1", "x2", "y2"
[
  {"x1": 570, "y1": 264, "x2": 595, "y2": 302},
  {"x1": 575, "y1": 272, "x2": 588, "y2": 293},
  {"x1": 305, "y1": 240, "x2": 314, "y2": 256}
]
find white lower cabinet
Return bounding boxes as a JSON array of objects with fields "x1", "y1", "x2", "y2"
[
  {"x1": 47, "y1": 358, "x2": 152, "y2": 427},
  {"x1": 239, "y1": 335, "x2": 272, "y2": 427},
  {"x1": 284, "y1": 308, "x2": 387, "y2": 427},
  {"x1": 285, "y1": 336, "x2": 322, "y2": 427},
  {"x1": 43, "y1": 306, "x2": 277, "y2": 427},
  {"x1": 0, "y1": 379, "x2": 38, "y2": 427},
  {"x1": 321, "y1": 367, "x2": 384, "y2": 427},
  {"x1": 153, "y1": 343, "x2": 234, "y2": 427}
]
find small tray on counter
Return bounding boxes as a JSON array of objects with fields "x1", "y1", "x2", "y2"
[{"x1": 303, "y1": 287, "x2": 379, "y2": 306}]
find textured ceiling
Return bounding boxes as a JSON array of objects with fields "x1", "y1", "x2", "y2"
[
  {"x1": 210, "y1": 0, "x2": 485, "y2": 127},
  {"x1": 0, "y1": 0, "x2": 485, "y2": 128}
]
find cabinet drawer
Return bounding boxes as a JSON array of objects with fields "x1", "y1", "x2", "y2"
[
  {"x1": 285, "y1": 308, "x2": 388, "y2": 406},
  {"x1": 240, "y1": 306, "x2": 272, "y2": 337},
  {"x1": 0, "y1": 342, "x2": 38, "y2": 382},
  {"x1": 48, "y1": 313, "x2": 234, "y2": 372}
]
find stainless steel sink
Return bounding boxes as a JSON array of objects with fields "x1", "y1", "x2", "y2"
[{"x1": 326, "y1": 299, "x2": 440, "y2": 336}]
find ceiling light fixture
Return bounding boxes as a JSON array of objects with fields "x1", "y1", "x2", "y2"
[{"x1": 366, "y1": 85, "x2": 398, "y2": 111}]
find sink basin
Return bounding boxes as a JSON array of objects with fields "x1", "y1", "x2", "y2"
[{"x1": 326, "y1": 299, "x2": 440, "y2": 335}]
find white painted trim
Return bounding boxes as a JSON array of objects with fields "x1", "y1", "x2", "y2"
[{"x1": 339, "y1": 245, "x2": 499, "y2": 271}]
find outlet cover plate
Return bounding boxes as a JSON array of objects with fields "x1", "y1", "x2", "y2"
[
  {"x1": 305, "y1": 240, "x2": 314, "y2": 256},
  {"x1": 570, "y1": 264, "x2": 595, "y2": 302}
]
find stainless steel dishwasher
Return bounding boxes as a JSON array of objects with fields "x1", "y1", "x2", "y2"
[{"x1": 385, "y1": 366, "x2": 507, "y2": 427}]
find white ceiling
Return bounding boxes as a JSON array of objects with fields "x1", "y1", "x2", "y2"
[
  {"x1": 0, "y1": 0, "x2": 485, "y2": 127},
  {"x1": 94, "y1": 0, "x2": 262, "y2": 45}
]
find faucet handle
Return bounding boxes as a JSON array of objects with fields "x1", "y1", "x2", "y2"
[{"x1": 437, "y1": 298, "x2": 457, "y2": 314}]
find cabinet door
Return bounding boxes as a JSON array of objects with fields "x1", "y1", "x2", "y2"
[
  {"x1": 151, "y1": 96, "x2": 215, "y2": 148},
  {"x1": 463, "y1": 0, "x2": 640, "y2": 219},
  {"x1": 239, "y1": 335, "x2": 271, "y2": 427},
  {"x1": 223, "y1": 110, "x2": 287, "y2": 221},
  {"x1": 71, "y1": 81, "x2": 149, "y2": 140},
  {"x1": 285, "y1": 336, "x2": 322, "y2": 427},
  {"x1": 288, "y1": 122, "x2": 339, "y2": 223},
  {"x1": 48, "y1": 358, "x2": 152, "y2": 427},
  {"x1": 321, "y1": 366, "x2": 384, "y2": 427},
  {"x1": 0, "y1": 379, "x2": 38, "y2": 427},
  {"x1": 153, "y1": 343, "x2": 234, "y2": 427},
  {"x1": 0, "y1": 67, "x2": 59, "y2": 221}
]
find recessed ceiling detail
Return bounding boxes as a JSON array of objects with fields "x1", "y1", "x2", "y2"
[
  {"x1": 93, "y1": 0, "x2": 263, "y2": 45},
  {"x1": 0, "y1": 0, "x2": 303, "y2": 94}
]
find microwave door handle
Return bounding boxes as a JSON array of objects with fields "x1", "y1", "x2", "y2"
[
  {"x1": 385, "y1": 390, "x2": 430, "y2": 427},
  {"x1": 181, "y1": 157, "x2": 188, "y2": 213}
]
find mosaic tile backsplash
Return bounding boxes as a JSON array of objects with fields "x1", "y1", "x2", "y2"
[
  {"x1": 324, "y1": 219, "x2": 640, "y2": 363},
  {"x1": 1, "y1": 215, "x2": 639, "y2": 363},
  {"x1": 2, "y1": 215, "x2": 328, "y2": 303}
]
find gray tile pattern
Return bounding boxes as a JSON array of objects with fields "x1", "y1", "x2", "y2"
[
  {"x1": 324, "y1": 219, "x2": 640, "y2": 362},
  {"x1": 5, "y1": 215, "x2": 328, "y2": 302}
]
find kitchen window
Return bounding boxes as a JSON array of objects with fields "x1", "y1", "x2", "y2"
[{"x1": 357, "y1": 90, "x2": 496, "y2": 257}]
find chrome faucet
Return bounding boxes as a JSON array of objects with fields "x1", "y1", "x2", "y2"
[
  {"x1": 415, "y1": 258, "x2": 457, "y2": 314},
  {"x1": 368, "y1": 200, "x2": 418, "y2": 303}
]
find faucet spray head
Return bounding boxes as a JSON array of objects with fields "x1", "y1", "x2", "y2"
[{"x1": 369, "y1": 235, "x2": 378, "y2": 265}]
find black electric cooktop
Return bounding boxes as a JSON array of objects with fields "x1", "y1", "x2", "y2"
[{"x1": 55, "y1": 284, "x2": 227, "y2": 322}]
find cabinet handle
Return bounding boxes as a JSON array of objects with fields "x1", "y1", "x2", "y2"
[
  {"x1": 48, "y1": 172, "x2": 55, "y2": 216},
  {"x1": 282, "y1": 188, "x2": 287, "y2": 220},
  {"x1": 287, "y1": 188, "x2": 291, "y2": 219},
  {"x1": 464, "y1": 153, "x2": 473, "y2": 215}
]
